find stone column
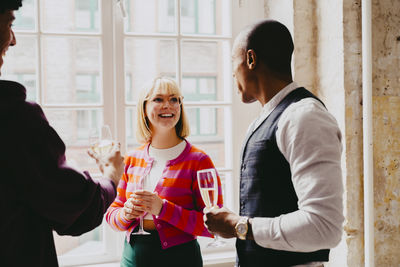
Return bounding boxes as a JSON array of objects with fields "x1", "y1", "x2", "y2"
[
  {"x1": 342, "y1": 1, "x2": 364, "y2": 266},
  {"x1": 371, "y1": 0, "x2": 400, "y2": 265}
]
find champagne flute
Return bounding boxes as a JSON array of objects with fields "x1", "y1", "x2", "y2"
[
  {"x1": 89, "y1": 125, "x2": 114, "y2": 155},
  {"x1": 197, "y1": 168, "x2": 226, "y2": 247},
  {"x1": 132, "y1": 175, "x2": 151, "y2": 235}
]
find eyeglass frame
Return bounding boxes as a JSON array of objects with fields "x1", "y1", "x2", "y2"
[{"x1": 144, "y1": 94, "x2": 184, "y2": 107}]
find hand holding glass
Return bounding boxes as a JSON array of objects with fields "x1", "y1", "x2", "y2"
[
  {"x1": 132, "y1": 176, "x2": 151, "y2": 235},
  {"x1": 197, "y1": 168, "x2": 226, "y2": 247},
  {"x1": 89, "y1": 125, "x2": 114, "y2": 156}
]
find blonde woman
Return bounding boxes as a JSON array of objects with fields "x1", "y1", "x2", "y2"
[{"x1": 106, "y1": 77, "x2": 223, "y2": 267}]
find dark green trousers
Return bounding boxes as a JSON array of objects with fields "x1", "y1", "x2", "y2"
[{"x1": 121, "y1": 230, "x2": 203, "y2": 267}]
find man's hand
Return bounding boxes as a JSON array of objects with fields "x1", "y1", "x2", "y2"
[
  {"x1": 203, "y1": 207, "x2": 241, "y2": 238},
  {"x1": 87, "y1": 142, "x2": 124, "y2": 186}
]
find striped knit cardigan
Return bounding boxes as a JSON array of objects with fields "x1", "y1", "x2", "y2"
[{"x1": 105, "y1": 140, "x2": 223, "y2": 249}]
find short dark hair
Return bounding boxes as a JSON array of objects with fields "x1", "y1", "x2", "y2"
[
  {"x1": 0, "y1": 0, "x2": 23, "y2": 14},
  {"x1": 246, "y1": 19, "x2": 294, "y2": 76}
]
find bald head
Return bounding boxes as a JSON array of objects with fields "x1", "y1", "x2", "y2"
[{"x1": 234, "y1": 19, "x2": 294, "y2": 76}]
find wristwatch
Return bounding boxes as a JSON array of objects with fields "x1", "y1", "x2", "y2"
[{"x1": 235, "y1": 216, "x2": 249, "y2": 240}]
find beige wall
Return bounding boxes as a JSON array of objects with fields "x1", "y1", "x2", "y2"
[{"x1": 261, "y1": 0, "x2": 400, "y2": 266}]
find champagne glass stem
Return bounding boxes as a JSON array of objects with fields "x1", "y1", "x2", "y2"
[
  {"x1": 139, "y1": 211, "x2": 145, "y2": 231},
  {"x1": 132, "y1": 176, "x2": 150, "y2": 235}
]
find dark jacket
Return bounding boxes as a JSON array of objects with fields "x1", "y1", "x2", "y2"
[{"x1": 0, "y1": 80, "x2": 116, "y2": 267}]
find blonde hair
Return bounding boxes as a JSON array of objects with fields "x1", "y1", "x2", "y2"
[{"x1": 136, "y1": 77, "x2": 190, "y2": 144}]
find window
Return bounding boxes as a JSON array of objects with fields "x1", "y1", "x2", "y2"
[
  {"x1": 3, "y1": 0, "x2": 234, "y2": 265},
  {"x1": 181, "y1": 0, "x2": 216, "y2": 34},
  {"x1": 75, "y1": 74, "x2": 101, "y2": 103},
  {"x1": 75, "y1": 0, "x2": 100, "y2": 31},
  {"x1": 183, "y1": 76, "x2": 217, "y2": 139}
]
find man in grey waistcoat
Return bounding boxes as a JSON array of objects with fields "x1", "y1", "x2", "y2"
[{"x1": 203, "y1": 19, "x2": 344, "y2": 267}]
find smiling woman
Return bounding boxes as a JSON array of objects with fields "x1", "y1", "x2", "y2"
[{"x1": 105, "y1": 76, "x2": 224, "y2": 267}]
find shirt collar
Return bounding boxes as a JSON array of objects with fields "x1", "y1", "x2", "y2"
[{"x1": 253, "y1": 81, "x2": 299, "y2": 132}]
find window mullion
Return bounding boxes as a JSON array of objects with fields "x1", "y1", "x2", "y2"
[
  {"x1": 36, "y1": 0, "x2": 43, "y2": 105},
  {"x1": 113, "y1": 0, "x2": 127, "y2": 154},
  {"x1": 101, "y1": 0, "x2": 117, "y2": 139},
  {"x1": 177, "y1": 0, "x2": 182, "y2": 87},
  {"x1": 100, "y1": 0, "x2": 121, "y2": 261}
]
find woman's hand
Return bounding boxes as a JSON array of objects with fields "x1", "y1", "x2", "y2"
[
  {"x1": 131, "y1": 191, "x2": 163, "y2": 216},
  {"x1": 123, "y1": 196, "x2": 145, "y2": 221}
]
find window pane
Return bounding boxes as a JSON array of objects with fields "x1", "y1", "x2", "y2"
[
  {"x1": 182, "y1": 40, "x2": 230, "y2": 102},
  {"x1": 41, "y1": 0, "x2": 100, "y2": 33},
  {"x1": 43, "y1": 108, "x2": 103, "y2": 173},
  {"x1": 182, "y1": 76, "x2": 216, "y2": 101},
  {"x1": 124, "y1": 0, "x2": 176, "y2": 33},
  {"x1": 42, "y1": 37, "x2": 102, "y2": 104},
  {"x1": 54, "y1": 225, "x2": 104, "y2": 256},
  {"x1": 125, "y1": 38, "x2": 176, "y2": 102},
  {"x1": 186, "y1": 107, "x2": 225, "y2": 167},
  {"x1": 181, "y1": 0, "x2": 230, "y2": 35},
  {"x1": 126, "y1": 107, "x2": 139, "y2": 150},
  {"x1": 1, "y1": 36, "x2": 37, "y2": 102},
  {"x1": 14, "y1": 0, "x2": 36, "y2": 31}
]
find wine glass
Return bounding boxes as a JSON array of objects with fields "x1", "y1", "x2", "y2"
[
  {"x1": 197, "y1": 168, "x2": 226, "y2": 247},
  {"x1": 132, "y1": 175, "x2": 151, "y2": 235},
  {"x1": 89, "y1": 125, "x2": 114, "y2": 156}
]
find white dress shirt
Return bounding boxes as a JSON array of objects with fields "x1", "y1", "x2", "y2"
[{"x1": 248, "y1": 82, "x2": 344, "y2": 266}]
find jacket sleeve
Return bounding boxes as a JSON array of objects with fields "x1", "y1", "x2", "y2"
[
  {"x1": 21, "y1": 102, "x2": 117, "y2": 236},
  {"x1": 156, "y1": 154, "x2": 223, "y2": 237}
]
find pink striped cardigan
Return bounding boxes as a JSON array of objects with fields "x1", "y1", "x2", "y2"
[{"x1": 105, "y1": 140, "x2": 223, "y2": 249}]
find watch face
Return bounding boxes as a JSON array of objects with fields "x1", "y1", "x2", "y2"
[{"x1": 238, "y1": 224, "x2": 246, "y2": 234}]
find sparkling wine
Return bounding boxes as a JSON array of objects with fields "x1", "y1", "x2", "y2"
[
  {"x1": 200, "y1": 188, "x2": 216, "y2": 208},
  {"x1": 197, "y1": 168, "x2": 226, "y2": 247}
]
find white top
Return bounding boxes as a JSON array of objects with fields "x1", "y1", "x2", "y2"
[
  {"x1": 248, "y1": 82, "x2": 344, "y2": 264},
  {"x1": 144, "y1": 140, "x2": 186, "y2": 220}
]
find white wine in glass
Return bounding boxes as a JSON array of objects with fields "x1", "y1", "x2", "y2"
[
  {"x1": 197, "y1": 168, "x2": 226, "y2": 247},
  {"x1": 89, "y1": 125, "x2": 114, "y2": 155}
]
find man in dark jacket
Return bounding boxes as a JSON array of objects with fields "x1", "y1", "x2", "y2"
[{"x1": 0, "y1": 1, "x2": 124, "y2": 266}]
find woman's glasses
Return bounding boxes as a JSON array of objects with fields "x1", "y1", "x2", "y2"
[{"x1": 147, "y1": 95, "x2": 183, "y2": 107}]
